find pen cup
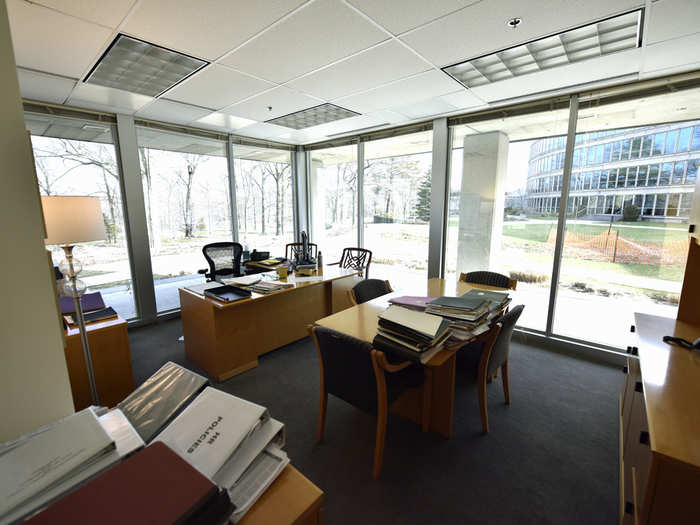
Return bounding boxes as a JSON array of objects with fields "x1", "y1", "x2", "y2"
[{"x1": 277, "y1": 266, "x2": 288, "y2": 280}]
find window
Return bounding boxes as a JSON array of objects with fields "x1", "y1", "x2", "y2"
[
  {"x1": 692, "y1": 127, "x2": 700, "y2": 150},
  {"x1": 637, "y1": 165, "x2": 648, "y2": 186},
  {"x1": 659, "y1": 162, "x2": 673, "y2": 185},
  {"x1": 621, "y1": 139, "x2": 631, "y2": 159},
  {"x1": 665, "y1": 129, "x2": 679, "y2": 154},
  {"x1": 630, "y1": 137, "x2": 642, "y2": 158},
  {"x1": 678, "y1": 127, "x2": 691, "y2": 152},
  {"x1": 641, "y1": 135, "x2": 653, "y2": 157},
  {"x1": 654, "y1": 194, "x2": 667, "y2": 216},
  {"x1": 667, "y1": 194, "x2": 680, "y2": 216},
  {"x1": 26, "y1": 113, "x2": 137, "y2": 320},
  {"x1": 647, "y1": 165, "x2": 659, "y2": 186},
  {"x1": 612, "y1": 141, "x2": 621, "y2": 161},
  {"x1": 643, "y1": 194, "x2": 655, "y2": 216},
  {"x1": 687, "y1": 160, "x2": 698, "y2": 184},
  {"x1": 233, "y1": 145, "x2": 294, "y2": 255},
  {"x1": 309, "y1": 145, "x2": 358, "y2": 263},
  {"x1": 653, "y1": 133, "x2": 665, "y2": 155},
  {"x1": 137, "y1": 127, "x2": 230, "y2": 313},
  {"x1": 363, "y1": 131, "x2": 433, "y2": 287},
  {"x1": 673, "y1": 161, "x2": 686, "y2": 185}
]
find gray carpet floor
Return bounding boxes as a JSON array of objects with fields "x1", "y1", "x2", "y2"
[{"x1": 128, "y1": 318, "x2": 620, "y2": 525}]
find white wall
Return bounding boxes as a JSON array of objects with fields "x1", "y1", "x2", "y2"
[{"x1": 0, "y1": 0, "x2": 74, "y2": 442}]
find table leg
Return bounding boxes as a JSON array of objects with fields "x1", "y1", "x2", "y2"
[{"x1": 429, "y1": 354, "x2": 456, "y2": 438}]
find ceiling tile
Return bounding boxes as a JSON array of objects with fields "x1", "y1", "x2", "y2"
[
  {"x1": 439, "y1": 90, "x2": 485, "y2": 110},
  {"x1": 224, "y1": 86, "x2": 323, "y2": 122},
  {"x1": 400, "y1": 0, "x2": 643, "y2": 67},
  {"x1": 235, "y1": 122, "x2": 293, "y2": 140},
  {"x1": 365, "y1": 109, "x2": 411, "y2": 124},
  {"x1": 123, "y1": 0, "x2": 307, "y2": 60},
  {"x1": 165, "y1": 65, "x2": 274, "y2": 110},
  {"x1": 17, "y1": 69, "x2": 76, "y2": 104},
  {"x1": 194, "y1": 112, "x2": 257, "y2": 132},
  {"x1": 135, "y1": 99, "x2": 211, "y2": 124},
  {"x1": 469, "y1": 48, "x2": 641, "y2": 103},
  {"x1": 347, "y1": 0, "x2": 479, "y2": 35},
  {"x1": 68, "y1": 82, "x2": 153, "y2": 113},
  {"x1": 645, "y1": 0, "x2": 700, "y2": 45},
  {"x1": 220, "y1": 0, "x2": 388, "y2": 83},
  {"x1": 7, "y1": 0, "x2": 113, "y2": 78},
  {"x1": 393, "y1": 98, "x2": 458, "y2": 119},
  {"x1": 334, "y1": 70, "x2": 464, "y2": 113},
  {"x1": 287, "y1": 40, "x2": 431, "y2": 100},
  {"x1": 301, "y1": 114, "x2": 387, "y2": 137},
  {"x1": 641, "y1": 32, "x2": 700, "y2": 78},
  {"x1": 31, "y1": 0, "x2": 137, "y2": 28}
]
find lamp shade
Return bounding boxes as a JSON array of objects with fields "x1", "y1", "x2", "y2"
[{"x1": 41, "y1": 196, "x2": 107, "y2": 245}]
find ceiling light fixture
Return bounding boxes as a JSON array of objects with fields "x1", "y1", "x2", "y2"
[
  {"x1": 444, "y1": 9, "x2": 643, "y2": 89},
  {"x1": 266, "y1": 103, "x2": 360, "y2": 130},
  {"x1": 84, "y1": 34, "x2": 208, "y2": 98}
]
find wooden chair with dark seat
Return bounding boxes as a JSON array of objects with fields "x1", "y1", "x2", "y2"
[
  {"x1": 285, "y1": 242, "x2": 318, "y2": 262},
  {"x1": 309, "y1": 325, "x2": 426, "y2": 479},
  {"x1": 198, "y1": 242, "x2": 243, "y2": 281},
  {"x1": 456, "y1": 304, "x2": 524, "y2": 433},
  {"x1": 348, "y1": 279, "x2": 393, "y2": 305},
  {"x1": 460, "y1": 271, "x2": 518, "y2": 290},
  {"x1": 328, "y1": 247, "x2": 372, "y2": 278}
]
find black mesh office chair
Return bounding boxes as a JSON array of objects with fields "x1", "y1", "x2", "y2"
[
  {"x1": 460, "y1": 271, "x2": 517, "y2": 290},
  {"x1": 349, "y1": 279, "x2": 393, "y2": 305},
  {"x1": 198, "y1": 242, "x2": 243, "y2": 281},
  {"x1": 328, "y1": 247, "x2": 372, "y2": 278},
  {"x1": 456, "y1": 305, "x2": 524, "y2": 433},
  {"x1": 309, "y1": 325, "x2": 424, "y2": 478}
]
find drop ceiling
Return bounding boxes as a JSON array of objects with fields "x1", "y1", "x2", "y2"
[{"x1": 7, "y1": 0, "x2": 700, "y2": 146}]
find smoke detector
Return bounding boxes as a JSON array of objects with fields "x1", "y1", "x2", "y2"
[{"x1": 507, "y1": 17, "x2": 522, "y2": 29}]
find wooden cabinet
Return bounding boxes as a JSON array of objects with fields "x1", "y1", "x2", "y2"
[
  {"x1": 619, "y1": 314, "x2": 700, "y2": 524},
  {"x1": 64, "y1": 316, "x2": 135, "y2": 410}
]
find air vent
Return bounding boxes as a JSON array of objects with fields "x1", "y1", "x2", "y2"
[
  {"x1": 266, "y1": 103, "x2": 360, "y2": 130},
  {"x1": 443, "y1": 10, "x2": 642, "y2": 88},
  {"x1": 84, "y1": 34, "x2": 208, "y2": 97}
]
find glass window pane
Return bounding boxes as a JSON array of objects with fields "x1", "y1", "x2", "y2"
[
  {"x1": 26, "y1": 113, "x2": 137, "y2": 320},
  {"x1": 673, "y1": 161, "x2": 686, "y2": 185},
  {"x1": 653, "y1": 133, "x2": 665, "y2": 155},
  {"x1": 630, "y1": 136, "x2": 642, "y2": 158},
  {"x1": 447, "y1": 106, "x2": 571, "y2": 332},
  {"x1": 309, "y1": 145, "x2": 358, "y2": 263},
  {"x1": 692, "y1": 127, "x2": 700, "y2": 150},
  {"x1": 659, "y1": 162, "x2": 673, "y2": 185},
  {"x1": 363, "y1": 131, "x2": 433, "y2": 287},
  {"x1": 641, "y1": 135, "x2": 653, "y2": 157},
  {"x1": 678, "y1": 127, "x2": 691, "y2": 152},
  {"x1": 637, "y1": 165, "x2": 648, "y2": 186},
  {"x1": 136, "y1": 127, "x2": 230, "y2": 313},
  {"x1": 665, "y1": 129, "x2": 679, "y2": 154},
  {"x1": 654, "y1": 194, "x2": 667, "y2": 216},
  {"x1": 687, "y1": 160, "x2": 698, "y2": 184},
  {"x1": 621, "y1": 139, "x2": 631, "y2": 159},
  {"x1": 647, "y1": 164, "x2": 659, "y2": 186},
  {"x1": 233, "y1": 145, "x2": 294, "y2": 255}
]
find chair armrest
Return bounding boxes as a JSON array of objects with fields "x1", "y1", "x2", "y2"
[
  {"x1": 373, "y1": 350, "x2": 413, "y2": 373},
  {"x1": 327, "y1": 261, "x2": 340, "y2": 266},
  {"x1": 197, "y1": 269, "x2": 207, "y2": 274}
]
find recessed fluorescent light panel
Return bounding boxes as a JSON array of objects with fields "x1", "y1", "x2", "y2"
[
  {"x1": 84, "y1": 34, "x2": 208, "y2": 97},
  {"x1": 266, "y1": 103, "x2": 360, "y2": 129},
  {"x1": 443, "y1": 10, "x2": 642, "y2": 88}
]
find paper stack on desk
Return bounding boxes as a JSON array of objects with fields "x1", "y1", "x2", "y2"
[
  {"x1": 426, "y1": 289, "x2": 511, "y2": 342},
  {"x1": 153, "y1": 387, "x2": 288, "y2": 523}
]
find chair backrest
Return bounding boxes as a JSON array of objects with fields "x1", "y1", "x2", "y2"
[
  {"x1": 285, "y1": 242, "x2": 318, "y2": 261},
  {"x1": 339, "y1": 247, "x2": 372, "y2": 278},
  {"x1": 351, "y1": 279, "x2": 392, "y2": 305},
  {"x1": 311, "y1": 326, "x2": 379, "y2": 413},
  {"x1": 202, "y1": 242, "x2": 243, "y2": 280},
  {"x1": 486, "y1": 305, "x2": 524, "y2": 377},
  {"x1": 461, "y1": 271, "x2": 517, "y2": 290}
]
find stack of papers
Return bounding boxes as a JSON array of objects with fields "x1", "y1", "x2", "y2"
[
  {"x1": 372, "y1": 305, "x2": 451, "y2": 363},
  {"x1": 248, "y1": 281, "x2": 294, "y2": 294},
  {"x1": 427, "y1": 289, "x2": 511, "y2": 342},
  {"x1": 388, "y1": 296, "x2": 436, "y2": 311},
  {"x1": 0, "y1": 408, "x2": 143, "y2": 524},
  {"x1": 153, "y1": 387, "x2": 288, "y2": 523}
]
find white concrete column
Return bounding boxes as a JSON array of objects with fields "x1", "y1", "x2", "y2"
[
  {"x1": 456, "y1": 131, "x2": 509, "y2": 273},
  {"x1": 308, "y1": 158, "x2": 324, "y2": 243}
]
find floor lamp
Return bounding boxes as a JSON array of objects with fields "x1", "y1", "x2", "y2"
[{"x1": 42, "y1": 196, "x2": 107, "y2": 406}]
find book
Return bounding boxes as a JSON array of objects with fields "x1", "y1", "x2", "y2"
[
  {"x1": 388, "y1": 296, "x2": 436, "y2": 310},
  {"x1": 97, "y1": 409, "x2": 144, "y2": 459},
  {"x1": 184, "y1": 282, "x2": 226, "y2": 295},
  {"x1": 222, "y1": 275, "x2": 262, "y2": 287},
  {"x1": 378, "y1": 305, "x2": 449, "y2": 341},
  {"x1": 153, "y1": 387, "x2": 270, "y2": 480},
  {"x1": 461, "y1": 288, "x2": 510, "y2": 306},
  {"x1": 65, "y1": 306, "x2": 118, "y2": 326},
  {"x1": 117, "y1": 361, "x2": 209, "y2": 443},
  {"x1": 25, "y1": 442, "x2": 231, "y2": 525},
  {"x1": 59, "y1": 292, "x2": 105, "y2": 314},
  {"x1": 0, "y1": 409, "x2": 115, "y2": 519}
]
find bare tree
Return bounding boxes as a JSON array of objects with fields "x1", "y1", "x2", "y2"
[
  {"x1": 262, "y1": 162, "x2": 290, "y2": 235},
  {"x1": 250, "y1": 165, "x2": 269, "y2": 234},
  {"x1": 138, "y1": 147, "x2": 156, "y2": 247},
  {"x1": 176, "y1": 154, "x2": 202, "y2": 237}
]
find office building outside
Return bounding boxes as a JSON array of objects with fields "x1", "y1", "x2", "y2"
[{"x1": 525, "y1": 122, "x2": 700, "y2": 222}]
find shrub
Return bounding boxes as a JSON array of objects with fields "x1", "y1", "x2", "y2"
[
  {"x1": 509, "y1": 271, "x2": 547, "y2": 284},
  {"x1": 622, "y1": 204, "x2": 641, "y2": 222}
]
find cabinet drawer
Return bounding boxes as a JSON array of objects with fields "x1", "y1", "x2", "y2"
[{"x1": 623, "y1": 390, "x2": 652, "y2": 521}]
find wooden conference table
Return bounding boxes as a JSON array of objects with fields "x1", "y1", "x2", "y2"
[
  {"x1": 180, "y1": 267, "x2": 360, "y2": 381},
  {"x1": 315, "y1": 277, "x2": 513, "y2": 438}
]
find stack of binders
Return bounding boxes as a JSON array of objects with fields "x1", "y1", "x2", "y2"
[
  {"x1": 425, "y1": 289, "x2": 511, "y2": 341},
  {"x1": 372, "y1": 305, "x2": 451, "y2": 364}
]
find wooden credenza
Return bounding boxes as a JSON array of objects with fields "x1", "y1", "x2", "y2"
[{"x1": 619, "y1": 313, "x2": 700, "y2": 524}]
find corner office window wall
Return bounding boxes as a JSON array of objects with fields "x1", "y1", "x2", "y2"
[
  {"x1": 136, "y1": 127, "x2": 230, "y2": 313},
  {"x1": 363, "y1": 131, "x2": 433, "y2": 288},
  {"x1": 445, "y1": 107, "x2": 571, "y2": 332},
  {"x1": 232, "y1": 145, "x2": 293, "y2": 256},
  {"x1": 25, "y1": 113, "x2": 137, "y2": 320},
  {"x1": 309, "y1": 145, "x2": 358, "y2": 263}
]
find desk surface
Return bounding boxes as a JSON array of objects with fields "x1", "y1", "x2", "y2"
[
  {"x1": 315, "y1": 277, "x2": 510, "y2": 367},
  {"x1": 635, "y1": 312, "x2": 700, "y2": 468},
  {"x1": 181, "y1": 267, "x2": 358, "y2": 309},
  {"x1": 64, "y1": 315, "x2": 126, "y2": 337}
]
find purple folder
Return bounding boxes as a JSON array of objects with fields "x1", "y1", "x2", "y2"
[
  {"x1": 59, "y1": 292, "x2": 106, "y2": 314},
  {"x1": 387, "y1": 296, "x2": 436, "y2": 310}
]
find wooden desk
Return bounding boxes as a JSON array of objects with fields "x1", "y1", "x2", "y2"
[
  {"x1": 238, "y1": 465, "x2": 323, "y2": 525},
  {"x1": 619, "y1": 313, "x2": 700, "y2": 524},
  {"x1": 64, "y1": 316, "x2": 135, "y2": 410},
  {"x1": 315, "y1": 277, "x2": 509, "y2": 438},
  {"x1": 180, "y1": 268, "x2": 360, "y2": 381}
]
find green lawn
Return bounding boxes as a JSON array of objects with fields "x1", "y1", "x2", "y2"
[{"x1": 502, "y1": 221, "x2": 688, "y2": 245}]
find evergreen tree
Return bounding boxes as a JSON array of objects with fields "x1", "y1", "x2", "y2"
[{"x1": 413, "y1": 170, "x2": 431, "y2": 222}]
